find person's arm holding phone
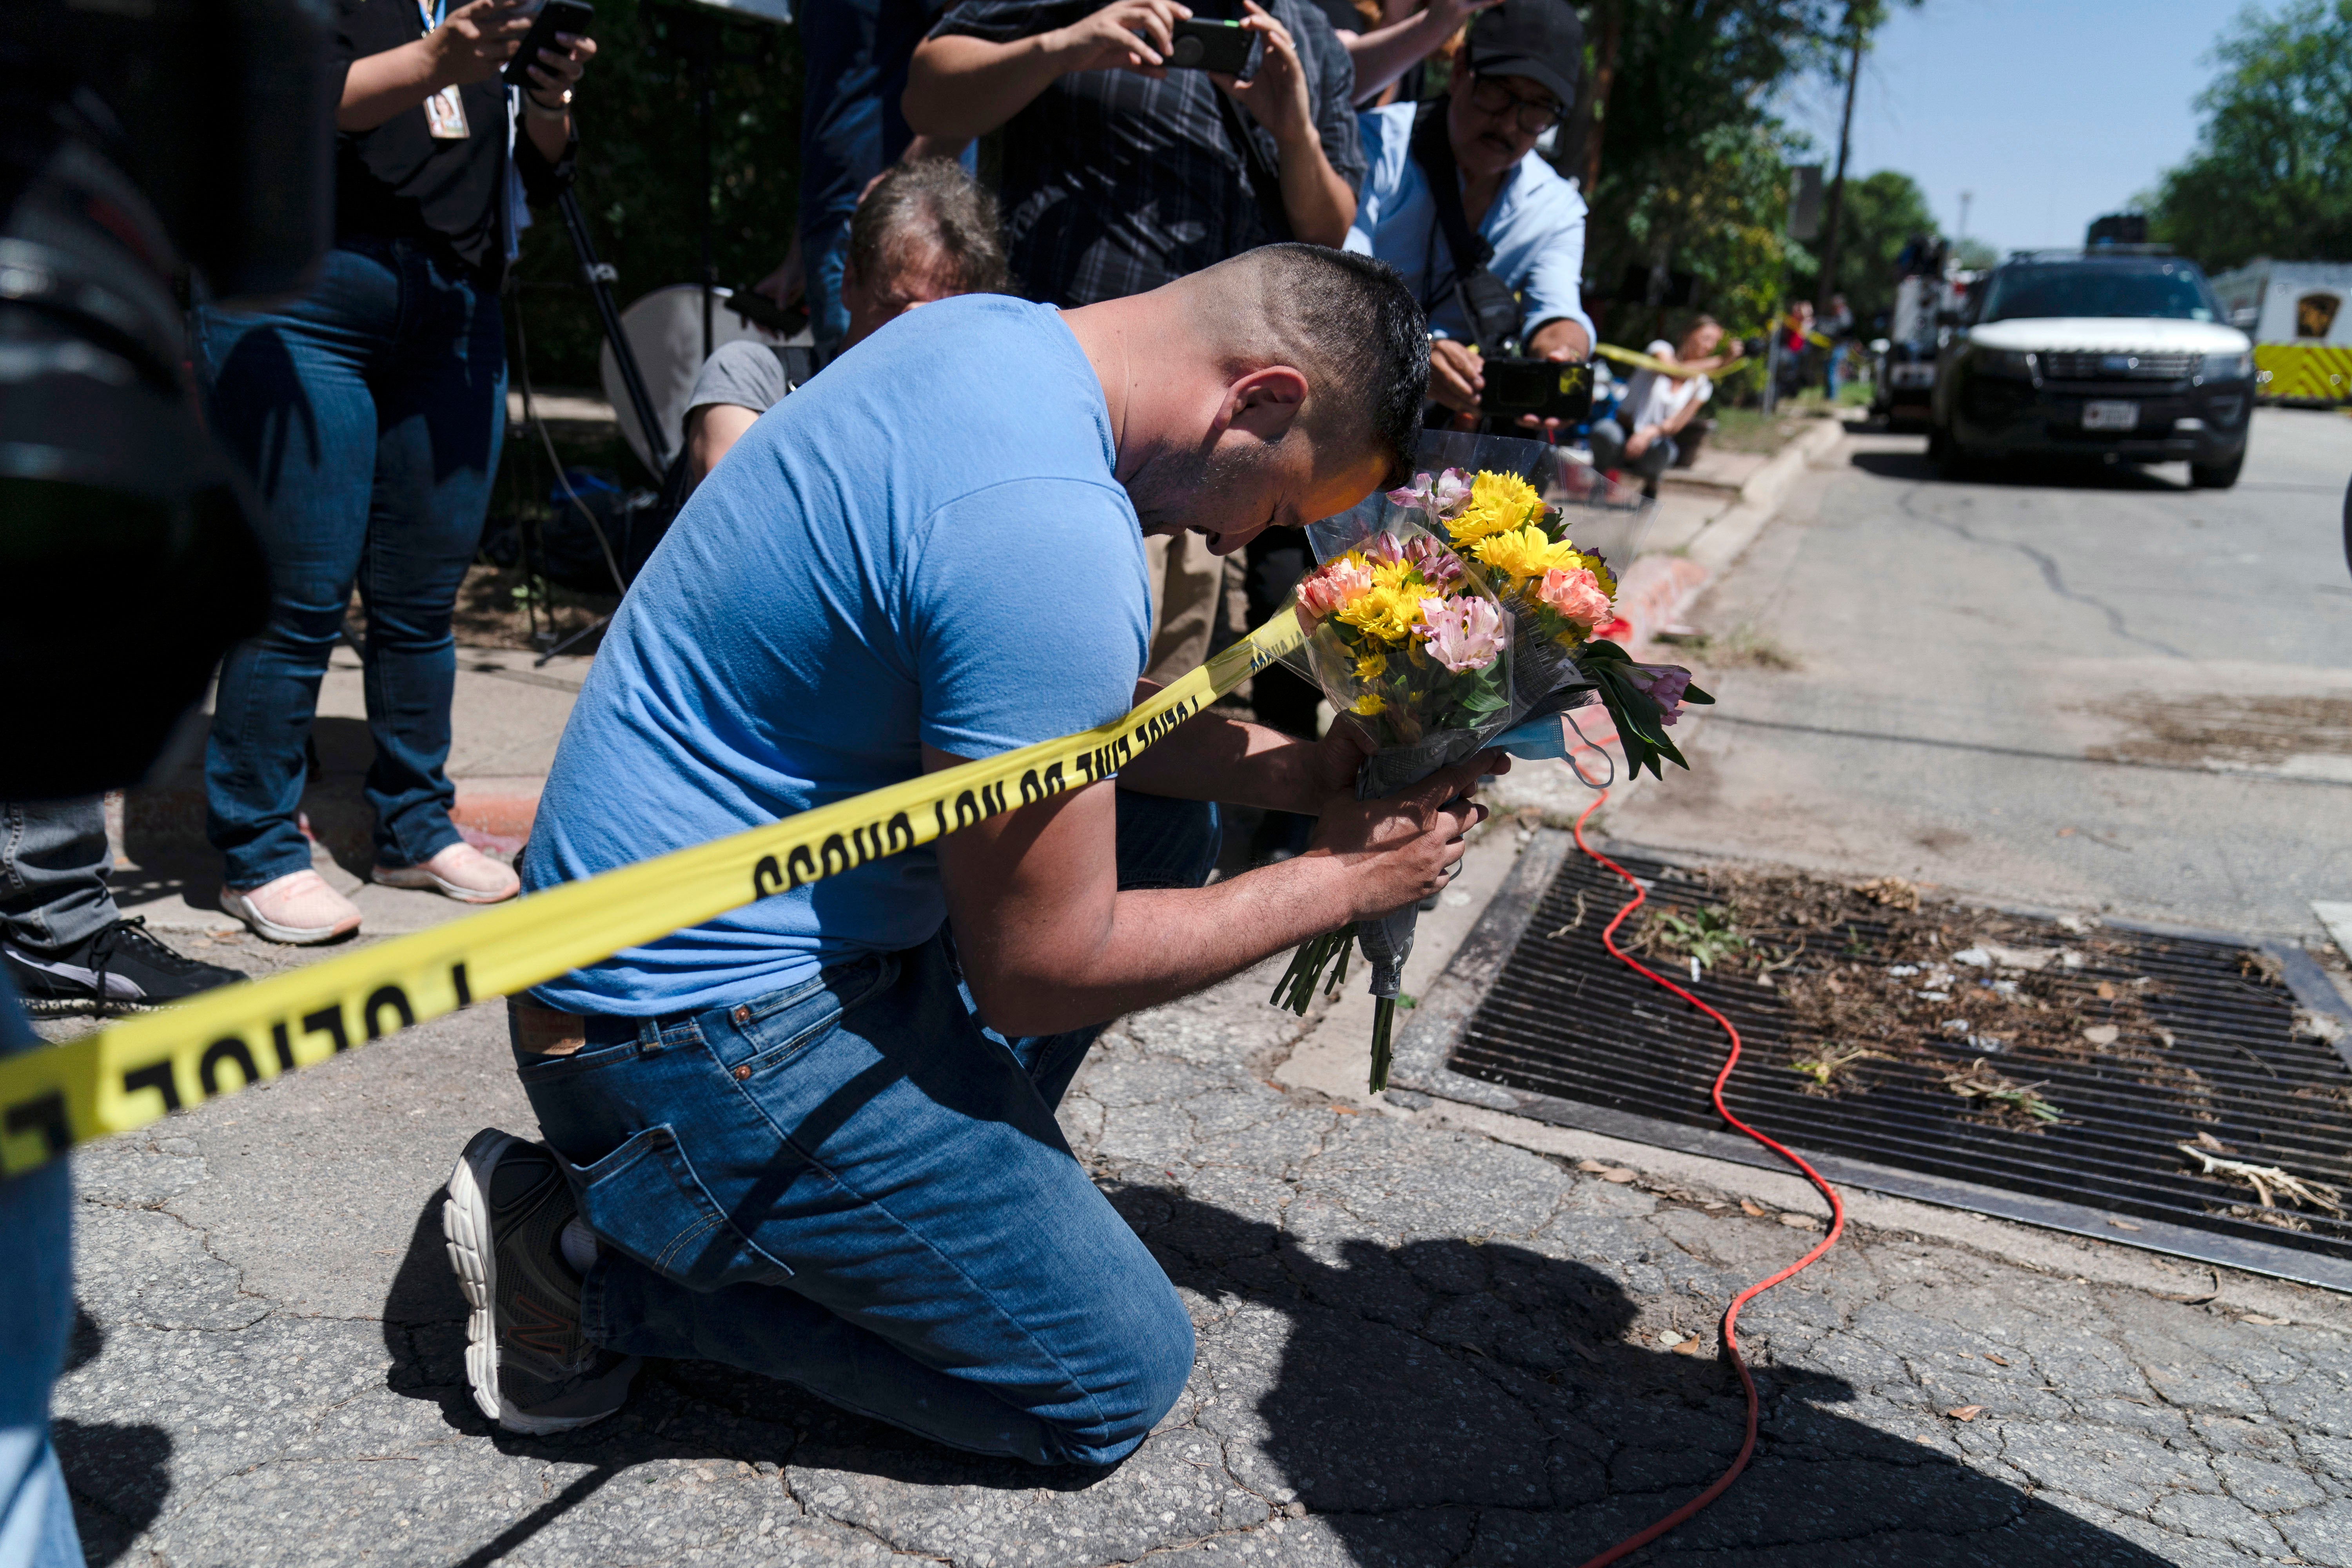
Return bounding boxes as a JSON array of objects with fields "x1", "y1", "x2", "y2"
[
  {"x1": 907, "y1": 0, "x2": 1196, "y2": 140},
  {"x1": 516, "y1": 15, "x2": 597, "y2": 163},
  {"x1": 1217, "y1": 1, "x2": 1353, "y2": 247},
  {"x1": 338, "y1": 0, "x2": 532, "y2": 130}
]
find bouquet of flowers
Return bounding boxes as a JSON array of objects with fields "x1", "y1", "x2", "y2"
[
  {"x1": 1387, "y1": 466, "x2": 1710, "y2": 781},
  {"x1": 1272, "y1": 517, "x2": 1517, "y2": 1091},
  {"x1": 1275, "y1": 456, "x2": 1717, "y2": 1095}
]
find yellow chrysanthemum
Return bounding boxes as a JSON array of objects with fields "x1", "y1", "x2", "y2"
[
  {"x1": 1368, "y1": 557, "x2": 1419, "y2": 592},
  {"x1": 1353, "y1": 650, "x2": 1388, "y2": 681},
  {"x1": 1352, "y1": 693, "x2": 1386, "y2": 717},
  {"x1": 1335, "y1": 581, "x2": 1423, "y2": 644},
  {"x1": 1576, "y1": 549, "x2": 1618, "y2": 598},
  {"x1": 1445, "y1": 470, "x2": 1543, "y2": 546},
  {"x1": 1472, "y1": 524, "x2": 1579, "y2": 584}
]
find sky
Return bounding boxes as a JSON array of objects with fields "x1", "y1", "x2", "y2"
[{"x1": 1775, "y1": 0, "x2": 2272, "y2": 258}]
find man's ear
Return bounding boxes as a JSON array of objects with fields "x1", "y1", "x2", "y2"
[{"x1": 1220, "y1": 365, "x2": 1310, "y2": 442}]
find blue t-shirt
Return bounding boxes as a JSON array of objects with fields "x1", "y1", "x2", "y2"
[{"x1": 524, "y1": 296, "x2": 1151, "y2": 1014}]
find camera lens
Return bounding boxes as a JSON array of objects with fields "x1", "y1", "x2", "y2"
[{"x1": 1171, "y1": 34, "x2": 1202, "y2": 64}]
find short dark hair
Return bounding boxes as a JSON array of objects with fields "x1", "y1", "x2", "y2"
[
  {"x1": 1242, "y1": 243, "x2": 1429, "y2": 486},
  {"x1": 847, "y1": 160, "x2": 1011, "y2": 299}
]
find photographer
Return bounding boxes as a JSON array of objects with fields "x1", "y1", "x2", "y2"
[
  {"x1": 192, "y1": 0, "x2": 593, "y2": 945},
  {"x1": 1343, "y1": 0, "x2": 1591, "y2": 432},
  {"x1": 1588, "y1": 314, "x2": 1740, "y2": 496},
  {"x1": 906, "y1": 0, "x2": 1364, "y2": 301}
]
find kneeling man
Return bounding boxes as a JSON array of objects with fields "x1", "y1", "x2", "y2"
[{"x1": 441, "y1": 245, "x2": 1497, "y2": 1465}]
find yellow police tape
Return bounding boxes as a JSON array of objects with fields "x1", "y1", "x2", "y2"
[
  {"x1": 1593, "y1": 342, "x2": 1758, "y2": 379},
  {"x1": 0, "y1": 610, "x2": 1309, "y2": 1178}
]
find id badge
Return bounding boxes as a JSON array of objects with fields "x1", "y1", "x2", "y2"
[{"x1": 424, "y1": 85, "x2": 471, "y2": 140}]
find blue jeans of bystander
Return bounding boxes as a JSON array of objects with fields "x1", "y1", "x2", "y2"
[
  {"x1": 191, "y1": 238, "x2": 505, "y2": 889},
  {"x1": 515, "y1": 792, "x2": 1219, "y2": 1467}
]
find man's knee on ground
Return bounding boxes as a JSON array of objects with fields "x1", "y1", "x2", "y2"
[{"x1": 1034, "y1": 1279, "x2": 1196, "y2": 1468}]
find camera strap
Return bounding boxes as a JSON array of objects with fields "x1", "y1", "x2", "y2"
[
  {"x1": 1211, "y1": 82, "x2": 1296, "y2": 245},
  {"x1": 1409, "y1": 102, "x2": 1521, "y2": 353}
]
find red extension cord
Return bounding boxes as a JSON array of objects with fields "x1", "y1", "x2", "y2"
[{"x1": 1568, "y1": 792, "x2": 1848, "y2": 1568}]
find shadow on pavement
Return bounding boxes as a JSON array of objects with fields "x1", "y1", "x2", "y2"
[
  {"x1": 1849, "y1": 447, "x2": 2191, "y2": 492},
  {"x1": 54, "y1": 1303, "x2": 172, "y2": 1567},
  {"x1": 376, "y1": 1180, "x2": 2172, "y2": 1566}
]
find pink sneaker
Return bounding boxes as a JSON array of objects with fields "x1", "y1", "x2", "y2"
[
  {"x1": 373, "y1": 843, "x2": 521, "y2": 905},
  {"x1": 220, "y1": 870, "x2": 364, "y2": 946}
]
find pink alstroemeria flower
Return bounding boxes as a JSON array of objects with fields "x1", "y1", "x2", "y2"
[
  {"x1": 1404, "y1": 533, "x2": 1465, "y2": 588},
  {"x1": 1536, "y1": 565, "x2": 1614, "y2": 629},
  {"x1": 1387, "y1": 468, "x2": 1473, "y2": 520},
  {"x1": 1296, "y1": 556, "x2": 1375, "y2": 626},
  {"x1": 1417, "y1": 595, "x2": 1506, "y2": 673},
  {"x1": 1627, "y1": 663, "x2": 1693, "y2": 726},
  {"x1": 1365, "y1": 531, "x2": 1406, "y2": 565}
]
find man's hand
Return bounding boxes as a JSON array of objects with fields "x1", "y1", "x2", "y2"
[
  {"x1": 1304, "y1": 717, "x2": 1376, "y2": 803},
  {"x1": 428, "y1": 0, "x2": 533, "y2": 85},
  {"x1": 1216, "y1": 2, "x2": 1314, "y2": 145},
  {"x1": 1305, "y1": 753, "x2": 1501, "y2": 920},
  {"x1": 520, "y1": 26, "x2": 596, "y2": 106},
  {"x1": 1623, "y1": 426, "x2": 1656, "y2": 458},
  {"x1": 1047, "y1": 0, "x2": 1192, "y2": 76},
  {"x1": 1429, "y1": 338, "x2": 1485, "y2": 415},
  {"x1": 1514, "y1": 318, "x2": 1590, "y2": 433}
]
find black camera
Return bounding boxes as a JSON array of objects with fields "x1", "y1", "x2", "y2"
[
  {"x1": 1480, "y1": 357, "x2": 1596, "y2": 424},
  {"x1": 1167, "y1": 18, "x2": 1255, "y2": 73}
]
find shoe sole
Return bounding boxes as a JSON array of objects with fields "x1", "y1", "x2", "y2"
[
  {"x1": 5, "y1": 995, "x2": 162, "y2": 1016},
  {"x1": 374, "y1": 865, "x2": 519, "y2": 905},
  {"x1": 219, "y1": 890, "x2": 361, "y2": 946},
  {"x1": 442, "y1": 1129, "x2": 610, "y2": 1437}
]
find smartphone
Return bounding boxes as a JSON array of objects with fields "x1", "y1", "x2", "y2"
[
  {"x1": 1166, "y1": 18, "x2": 1256, "y2": 74},
  {"x1": 504, "y1": 0, "x2": 595, "y2": 89},
  {"x1": 1481, "y1": 358, "x2": 1596, "y2": 423}
]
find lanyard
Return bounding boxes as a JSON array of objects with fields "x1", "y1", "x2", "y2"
[{"x1": 417, "y1": 0, "x2": 446, "y2": 33}]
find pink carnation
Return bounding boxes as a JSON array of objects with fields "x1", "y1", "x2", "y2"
[
  {"x1": 1296, "y1": 556, "x2": 1375, "y2": 626},
  {"x1": 1536, "y1": 566, "x2": 1614, "y2": 629},
  {"x1": 1417, "y1": 595, "x2": 1506, "y2": 673},
  {"x1": 1628, "y1": 663, "x2": 1693, "y2": 726}
]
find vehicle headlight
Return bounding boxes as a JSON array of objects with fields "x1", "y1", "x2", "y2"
[
  {"x1": 1975, "y1": 348, "x2": 2036, "y2": 378},
  {"x1": 2201, "y1": 351, "x2": 2254, "y2": 381}
]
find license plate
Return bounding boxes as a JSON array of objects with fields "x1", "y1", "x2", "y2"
[{"x1": 2082, "y1": 400, "x2": 2139, "y2": 431}]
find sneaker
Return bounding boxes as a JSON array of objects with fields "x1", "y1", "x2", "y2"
[
  {"x1": 220, "y1": 869, "x2": 363, "y2": 945},
  {"x1": 374, "y1": 843, "x2": 520, "y2": 905},
  {"x1": 442, "y1": 1128, "x2": 641, "y2": 1435},
  {"x1": 0, "y1": 917, "x2": 245, "y2": 1016}
]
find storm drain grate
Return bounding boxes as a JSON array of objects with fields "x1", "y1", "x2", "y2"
[{"x1": 1447, "y1": 849, "x2": 2352, "y2": 1274}]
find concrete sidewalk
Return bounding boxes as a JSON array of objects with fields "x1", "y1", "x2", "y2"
[{"x1": 109, "y1": 645, "x2": 588, "y2": 938}]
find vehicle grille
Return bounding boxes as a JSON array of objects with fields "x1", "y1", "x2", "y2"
[{"x1": 2041, "y1": 351, "x2": 2197, "y2": 381}]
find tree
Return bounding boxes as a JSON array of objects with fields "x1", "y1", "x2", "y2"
[
  {"x1": 2147, "y1": 0, "x2": 2352, "y2": 272},
  {"x1": 1812, "y1": 170, "x2": 1937, "y2": 329},
  {"x1": 1578, "y1": 0, "x2": 1846, "y2": 341}
]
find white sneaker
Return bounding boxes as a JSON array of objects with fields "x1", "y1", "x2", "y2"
[
  {"x1": 372, "y1": 842, "x2": 521, "y2": 905},
  {"x1": 220, "y1": 870, "x2": 363, "y2": 945}
]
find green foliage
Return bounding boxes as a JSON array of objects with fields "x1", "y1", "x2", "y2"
[
  {"x1": 1809, "y1": 169, "x2": 1937, "y2": 329},
  {"x1": 2147, "y1": 0, "x2": 2352, "y2": 272},
  {"x1": 511, "y1": 4, "x2": 806, "y2": 388},
  {"x1": 1651, "y1": 904, "x2": 1748, "y2": 969}
]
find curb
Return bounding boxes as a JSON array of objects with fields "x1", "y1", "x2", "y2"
[{"x1": 1686, "y1": 414, "x2": 1851, "y2": 575}]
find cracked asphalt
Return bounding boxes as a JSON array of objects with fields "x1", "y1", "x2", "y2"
[{"x1": 51, "y1": 927, "x2": 2352, "y2": 1567}]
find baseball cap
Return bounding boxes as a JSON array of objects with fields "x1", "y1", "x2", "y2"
[{"x1": 1465, "y1": 0, "x2": 1584, "y2": 114}]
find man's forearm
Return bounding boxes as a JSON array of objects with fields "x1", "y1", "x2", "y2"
[
  {"x1": 906, "y1": 35, "x2": 1070, "y2": 138},
  {"x1": 339, "y1": 41, "x2": 447, "y2": 131},
  {"x1": 1341, "y1": 9, "x2": 1454, "y2": 105},
  {"x1": 1274, "y1": 132, "x2": 1355, "y2": 248},
  {"x1": 1114, "y1": 706, "x2": 1327, "y2": 815}
]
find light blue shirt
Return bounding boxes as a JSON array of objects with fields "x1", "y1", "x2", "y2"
[
  {"x1": 1344, "y1": 102, "x2": 1594, "y2": 349},
  {"x1": 523, "y1": 295, "x2": 1152, "y2": 1015}
]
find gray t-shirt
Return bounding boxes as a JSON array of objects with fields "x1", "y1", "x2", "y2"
[{"x1": 686, "y1": 339, "x2": 795, "y2": 420}]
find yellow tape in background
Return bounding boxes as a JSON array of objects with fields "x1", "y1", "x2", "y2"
[
  {"x1": 0, "y1": 611, "x2": 1308, "y2": 1177},
  {"x1": 1594, "y1": 342, "x2": 1758, "y2": 379}
]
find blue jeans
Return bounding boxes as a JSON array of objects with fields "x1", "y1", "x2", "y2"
[
  {"x1": 191, "y1": 238, "x2": 506, "y2": 887},
  {"x1": 803, "y1": 214, "x2": 853, "y2": 359},
  {"x1": 515, "y1": 793, "x2": 1218, "y2": 1468},
  {"x1": 0, "y1": 977, "x2": 87, "y2": 1568}
]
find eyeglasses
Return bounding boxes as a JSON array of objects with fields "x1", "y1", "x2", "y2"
[{"x1": 1469, "y1": 76, "x2": 1564, "y2": 134}]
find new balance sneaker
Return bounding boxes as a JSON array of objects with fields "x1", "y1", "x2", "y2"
[
  {"x1": 442, "y1": 1128, "x2": 640, "y2": 1435},
  {"x1": 374, "y1": 843, "x2": 520, "y2": 905},
  {"x1": 1, "y1": 917, "x2": 245, "y2": 1016}
]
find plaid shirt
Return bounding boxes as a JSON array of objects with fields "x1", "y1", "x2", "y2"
[{"x1": 933, "y1": 0, "x2": 1364, "y2": 306}]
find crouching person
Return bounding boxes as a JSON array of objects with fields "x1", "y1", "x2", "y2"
[{"x1": 439, "y1": 244, "x2": 1499, "y2": 1466}]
